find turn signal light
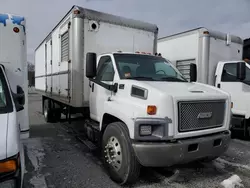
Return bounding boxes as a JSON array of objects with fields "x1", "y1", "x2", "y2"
[
  {"x1": 0, "y1": 160, "x2": 16, "y2": 173},
  {"x1": 147, "y1": 105, "x2": 157, "y2": 115}
]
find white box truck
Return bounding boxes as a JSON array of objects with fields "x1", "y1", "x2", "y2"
[
  {"x1": 35, "y1": 7, "x2": 232, "y2": 185},
  {"x1": 158, "y1": 27, "x2": 250, "y2": 138},
  {"x1": 0, "y1": 13, "x2": 29, "y2": 187}
]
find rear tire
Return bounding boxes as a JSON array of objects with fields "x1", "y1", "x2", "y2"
[
  {"x1": 102, "y1": 122, "x2": 140, "y2": 185},
  {"x1": 43, "y1": 99, "x2": 53, "y2": 123}
]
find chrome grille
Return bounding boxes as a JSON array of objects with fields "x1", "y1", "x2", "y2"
[{"x1": 178, "y1": 100, "x2": 225, "y2": 132}]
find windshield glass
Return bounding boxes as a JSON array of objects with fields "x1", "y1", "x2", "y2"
[{"x1": 114, "y1": 54, "x2": 187, "y2": 82}]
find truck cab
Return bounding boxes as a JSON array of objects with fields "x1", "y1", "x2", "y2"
[
  {"x1": 0, "y1": 13, "x2": 28, "y2": 188},
  {"x1": 0, "y1": 65, "x2": 25, "y2": 187},
  {"x1": 215, "y1": 60, "x2": 250, "y2": 136},
  {"x1": 85, "y1": 51, "x2": 231, "y2": 185},
  {"x1": 157, "y1": 27, "x2": 249, "y2": 138}
]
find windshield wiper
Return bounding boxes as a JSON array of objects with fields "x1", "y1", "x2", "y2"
[
  {"x1": 126, "y1": 76, "x2": 155, "y2": 81},
  {"x1": 160, "y1": 76, "x2": 187, "y2": 82}
]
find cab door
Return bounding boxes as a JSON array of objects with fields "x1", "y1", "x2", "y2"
[
  {"x1": 215, "y1": 62, "x2": 249, "y2": 116},
  {"x1": 89, "y1": 55, "x2": 115, "y2": 122}
]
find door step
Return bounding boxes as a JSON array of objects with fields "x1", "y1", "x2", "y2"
[{"x1": 77, "y1": 136, "x2": 98, "y2": 151}]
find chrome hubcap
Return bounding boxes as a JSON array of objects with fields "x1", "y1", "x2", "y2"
[{"x1": 104, "y1": 136, "x2": 122, "y2": 171}]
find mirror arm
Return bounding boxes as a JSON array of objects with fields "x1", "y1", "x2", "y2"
[{"x1": 90, "y1": 78, "x2": 118, "y2": 92}]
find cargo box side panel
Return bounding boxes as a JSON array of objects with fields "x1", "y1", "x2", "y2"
[
  {"x1": 35, "y1": 42, "x2": 46, "y2": 92},
  {"x1": 157, "y1": 32, "x2": 200, "y2": 81},
  {"x1": 35, "y1": 13, "x2": 75, "y2": 106},
  {"x1": 58, "y1": 16, "x2": 72, "y2": 100},
  {"x1": 51, "y1": 28, "x2": 60, "y2": 96},
  {"x1": 83, "y1": 20, "x2": 156, "y2": 103},
  {"x1": 46, "y1": 39, "x2": 52, "y2": 93}
]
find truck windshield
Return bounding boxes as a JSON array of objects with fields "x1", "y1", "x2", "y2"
[
  {"x1": 114, "y1": 54, "x2": 187, "y2": 82},
  {"x1": 0, "y1": 67, "x2": 13, "y2": 113}
]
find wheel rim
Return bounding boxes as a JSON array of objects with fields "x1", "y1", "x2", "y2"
[{"x1": 104, "y1": 136, "x2": 122, "y2": 171}]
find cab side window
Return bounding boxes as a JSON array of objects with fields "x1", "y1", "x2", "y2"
[
  {"x1": 221, "y1": 63, "x2": 237, "y2": 82},
  {"x1": 96, "y1": 56, "x2": 115, "y2": 82}
]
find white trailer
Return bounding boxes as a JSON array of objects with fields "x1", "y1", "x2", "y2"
[
  {"x1": 158, "y1": 27, "x2": 250, "y2": 137},
  {"x1": 35, "y1": 7, "x2": 232, "y2": 185},
  {"x1": 0, "y1": 13, "x2": 28, "y2": 187}
]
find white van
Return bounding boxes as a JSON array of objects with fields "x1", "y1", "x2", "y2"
[{"x1": 0, "y1": 13, "x2": 29, "y2": 187}]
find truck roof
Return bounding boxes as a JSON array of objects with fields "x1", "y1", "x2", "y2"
[
  {"x1": 158, "y1": 27, "x2": 243, "y2": 45},
  {"x1": 0, "y1": 13, "x2": 26, "y2": 34},
  {"x1": 35, "y1": 5, "x2": 158, "y2": 51},
  {"x1": 98, "y1": 51, "x2": 157, "y2": 57}
]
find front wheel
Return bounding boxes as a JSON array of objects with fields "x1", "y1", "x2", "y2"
[{"x1": 102, "y1": 122, "x2": 140, "y2": 185}]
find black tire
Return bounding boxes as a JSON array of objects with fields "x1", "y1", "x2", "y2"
[
  {"x1": 102, "y1": 122, "x2": 140, "y2": 185},
  {"x1": 43, "y1": 99, "x2": 53, "y2": 123},
  {"x1": 15, "y1": 166, "x2": 23, "y2": 188},
  {"x1": 54, "y1": 109, "x2": 61, "y2": 122}
]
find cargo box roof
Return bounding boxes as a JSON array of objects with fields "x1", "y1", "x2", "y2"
[{"x1": 35, "y1": 5, "x2": 158, "y2": 51}]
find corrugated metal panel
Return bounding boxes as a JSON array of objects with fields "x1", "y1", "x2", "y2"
[
  {"x1": 61, "y1": 31, "x2": 69, "y2": 62},
  {"x1": 176, "y1": 59, "x2": 195, "y2": 81}
]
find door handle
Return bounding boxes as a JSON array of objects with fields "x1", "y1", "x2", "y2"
[
  {"x1": 217, "y1": 83, "x2": 221, "y2": 88},
  {"x1": 92, "y1": 83, "x2": 94, "y2": 92}
]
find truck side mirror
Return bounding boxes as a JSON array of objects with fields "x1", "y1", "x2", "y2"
[
  {"x1": 237, "y1": 62, "x2": 246, "y2": 80},
  {"x1": 86, "y1": 52, "x2": 97, "y2": 78},
  {"x1": 190, "y1": 63, "x2": 197, "y2": 82},
  {"x1": 16, "y1": 85, "x2": 25, "y2": 106}
]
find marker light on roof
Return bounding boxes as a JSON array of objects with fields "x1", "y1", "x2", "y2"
[
  {"x1": 73, "y1": 10, "x2": 80, "y2": 14},
  {"x1": 13, "y1": 27, "x2": 19, "y2": 33},
  {"x1": 135, "y1": 51, "x2": 152, "y2": 55}
]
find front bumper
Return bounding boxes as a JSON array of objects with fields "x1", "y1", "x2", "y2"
[{"x1": 132, "y1": 131, "x2": 231, "y2": 167}]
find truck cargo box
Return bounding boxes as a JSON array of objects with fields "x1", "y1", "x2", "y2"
[
  {"x1": 158, "y1": 27, "x2": 243, "y2": 85},
  {"x1": 35, "y1": 5, "x2": 158, "y2": 108}
]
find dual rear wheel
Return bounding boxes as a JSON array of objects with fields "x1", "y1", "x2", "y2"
[{"x1": 43, "y1": 99, "x2": 61, "y2": 123}]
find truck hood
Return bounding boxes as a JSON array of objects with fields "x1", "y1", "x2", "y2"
[
  {"x1": 0, "y1": 114, "x2": 8, "y2": 159},
  {"x1": 135, "y1": 81, "x2": 229, "y2": 99}
]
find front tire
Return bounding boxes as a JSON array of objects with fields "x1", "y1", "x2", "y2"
[{"x1": 102, "y1": 122, "x2": 140, "y2": 185}]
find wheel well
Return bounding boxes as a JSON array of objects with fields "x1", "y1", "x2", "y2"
[{"x1": 101, "y1": 113, "x2": 125, "y2": 133}]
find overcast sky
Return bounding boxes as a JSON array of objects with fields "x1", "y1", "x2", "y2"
[{"x1": 0, "y1": 0, "x2": 250, "y2": 62}]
